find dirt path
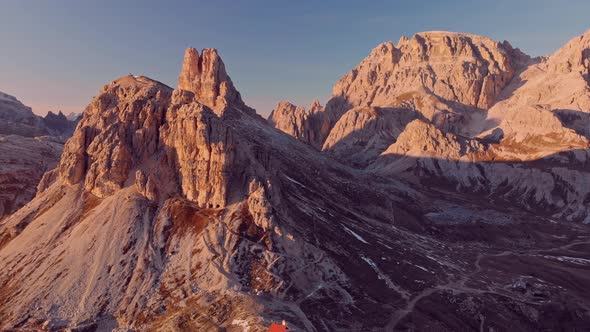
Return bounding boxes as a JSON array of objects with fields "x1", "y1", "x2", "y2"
[{"x1": 385, "y1": 238, "x2": 590, "y2": 331}]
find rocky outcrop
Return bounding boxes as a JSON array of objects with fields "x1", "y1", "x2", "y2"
[
  {"x1": 322, "y1": 106, "x2": 418, "y2": 166},
  {"x1": 373, "y1": 117, "x2": 590, "y2": 222},
  {"x1": 481, "y1": 30, "x2": 590, "y2": 153},
  {"x1": 56, "y1": 73, "x2": 261, "y2": 206},
  {"x1": 379, "y1": 119, "x2": 484, "y2": 160},
  {"x1": 58, "y1": 75, "x2": 173, "y2": 197},
  {"x1": 332, "y1": 32, "x2": 522, "y2": 111},
  {"x1": 161, "y1": 90, "x2": 247, "y2": 207},
  {"x1": 330, "y1": 32, "x2": 529, "y2": 135},
  {"x1": 267, "y1": 100, "x2": 324, "y2": 146}
]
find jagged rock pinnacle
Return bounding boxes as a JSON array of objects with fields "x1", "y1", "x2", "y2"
[{"x1": 178, "y1": 47, "x2": 255, "y2": 115}]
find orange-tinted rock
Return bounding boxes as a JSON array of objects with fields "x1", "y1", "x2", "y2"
[{"x1": 178, "y1": 47, "x2": 255, "y2": 115}]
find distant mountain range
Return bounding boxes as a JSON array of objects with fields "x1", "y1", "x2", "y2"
[
  {"x1": 0, "y1": 92, "x2": 79, "y2": 137},
  {"x1": 0, "y1": 92, "x2": 80, "y2": 218}
]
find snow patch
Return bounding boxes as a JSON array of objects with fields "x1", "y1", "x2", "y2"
[
  {"x1": 379, "y1": 242, "x2": 393, "y2": 249},
  {"x1": 413, "y1": 264, "x2": 431, "y2": 273},
  {"x1": 283, "y1": 174, "x2": 306, "y2": 188},
  {"x1": 541, "y1": 255, "x2": 590, "y2": 265},
  {"x1": 342, "y1": 225, "x2": 369, "y2": 244}
]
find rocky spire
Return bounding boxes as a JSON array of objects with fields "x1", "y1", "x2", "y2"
[
  {"x1": 178, "y1": 47, "x2": 255, "y2": 115},
  {"x1": 308, "y1": 99, "x2": 323, "y2": 114}
]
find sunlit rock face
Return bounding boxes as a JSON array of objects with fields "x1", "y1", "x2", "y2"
[
  {"x1": 270, "y1": 31, "x2": 532, "y2": 146},
  {"x1": 57, "y1": 75, "x2": 173, "y2": 197},
  {"x1": 332, "y1": 31, "x2": 523, "y2": 111},
  {"x1": 483, "y1": 30, "x2": 590, "y2": 150},
  {"x1": 267, "y1": 100, "x2": 325, "y2": 146},
  {"x1": 178, "y1": 47, "x2": 256, "y2": 116}
]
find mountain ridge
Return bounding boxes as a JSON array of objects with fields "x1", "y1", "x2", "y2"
[
  {"x1": 270, "y1": 29, "x2": 590, "y2": 222},
  {"x1": 0, "y1": 91, "x2": 80, "y2": 218}
]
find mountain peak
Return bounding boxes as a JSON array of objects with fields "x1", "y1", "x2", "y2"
[
  {"x1": 267, "y1": 100, "x2": 323, "y2": 145},
  {"x1": 547, "y1": 29, "x2": 590, "y2": 74},
  {"x1": 397, "y1": 35, "x2": 409, "y2": 46},
  {"x1": 178, "y1": 47, "x2": 254, "y2": 114},
  {"x1": 112, "y1": 74, "x2": 170, "y2": 89},
  {"x1": 309, "y1": 99, "x2": 323, "y2": 112},
  {"x1": 329, "y1": 30, "x2": 523, "y2": 120},
  {"x1": 58, "y1": 75, "x2": 173, "y2": 192}
]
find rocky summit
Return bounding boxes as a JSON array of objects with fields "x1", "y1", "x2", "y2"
[{"x1": 1, "y1": 30, "x2": 590, "y2": 332}]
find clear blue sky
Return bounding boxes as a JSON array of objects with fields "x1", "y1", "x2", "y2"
[{"x1": 1, "y1": 0, "x2": 589, "y2": 117}]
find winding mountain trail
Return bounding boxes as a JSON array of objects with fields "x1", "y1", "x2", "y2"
[{"x1": 386, "y1": 238, "x2": 590, "y2": 331}]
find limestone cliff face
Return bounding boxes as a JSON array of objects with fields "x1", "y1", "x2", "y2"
[
  {"x1": 161, "y1": 90, "x2": 246, "y2": 207},
  {"x1": 55, "y1": 72, "x2": 263, "y2": 209},
  {"x1": 314, "y1": 28, "x2": 536, "y2": 164},
  {"x1": 547, "y1": 29, "x2": 590, "y2": 76},
  {"x1": 482, "y1": 30, "x2": 590, "y2": 152},
  {"x1": 58, "y1": 75, "x2": 173, "y2": 198},
  {"x1": 323, "y1": 32, "x2": 530, "y2": 139},
  {"x1": 332, "y1": 32, "x2": 521, "y2": 111}
]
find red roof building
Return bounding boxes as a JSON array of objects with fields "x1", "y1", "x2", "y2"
[{"x1": 269, "y1": 322, "x2": 289, "y2": 332}]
